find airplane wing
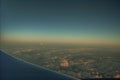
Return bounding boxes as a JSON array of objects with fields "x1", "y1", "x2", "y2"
[{"x1": 0, "y1": 51, "x2": 78, "y2": 80}]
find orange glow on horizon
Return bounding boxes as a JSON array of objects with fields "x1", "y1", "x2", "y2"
[{"x1": 1, "y1": 36, "x2": 120, "y2": 48}]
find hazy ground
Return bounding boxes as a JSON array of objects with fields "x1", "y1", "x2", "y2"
[{"x1": 1, "y1": 42, "x2": 120, "y2": 79}]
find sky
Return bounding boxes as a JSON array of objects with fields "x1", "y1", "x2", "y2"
[{"x1": 1, "y1": 0, "x2": 120, "y2": 46}]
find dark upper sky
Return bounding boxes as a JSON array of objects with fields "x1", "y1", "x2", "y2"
[{"x1": 1, "y1": 0, "x2": 120, "y2": 45}]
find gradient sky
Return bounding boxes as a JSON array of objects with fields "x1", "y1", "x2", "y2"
[{"x1": 1, "y1": 0, "x2": 120, "y2": 46}]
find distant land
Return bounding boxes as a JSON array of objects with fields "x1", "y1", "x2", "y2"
[{"x1": 1, "y1": 42, "x2": 120, "y2": 79}]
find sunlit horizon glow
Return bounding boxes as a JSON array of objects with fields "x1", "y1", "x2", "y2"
[{"x1": 1, "y1": 34, "x2": 120, "y2": 47}]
